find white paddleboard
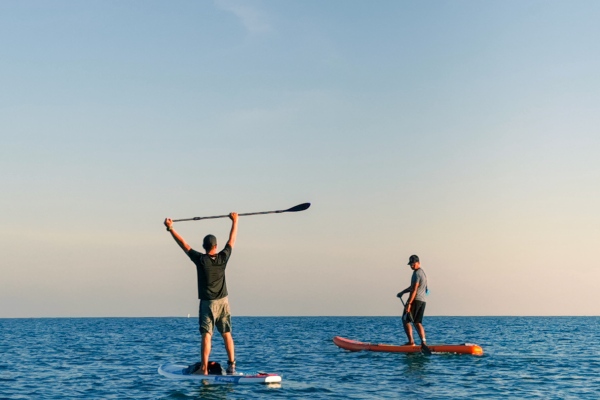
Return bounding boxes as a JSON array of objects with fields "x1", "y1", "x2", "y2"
[{"x1": 158, "y1": 362, "x2": 282, "y2": 384}]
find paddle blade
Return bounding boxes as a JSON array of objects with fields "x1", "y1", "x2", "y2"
[
  {"x1": 285, "y1": 203, "x2": 311, "y2": 212},
  {"x1": 421, "y1": 344, "x2": 432, "y2": 356}
]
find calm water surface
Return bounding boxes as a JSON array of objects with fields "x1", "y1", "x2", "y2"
[{"x1": 1, "y1": 317, "x2": 599, "y2": 399}]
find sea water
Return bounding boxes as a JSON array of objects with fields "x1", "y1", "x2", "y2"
[{"x1": 1, "y1": 317, "x2": 599, "y2": 399}]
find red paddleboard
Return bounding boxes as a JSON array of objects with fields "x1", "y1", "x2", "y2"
[{"x1": 333, "y1": 336, "x2": 483, "y2": 355}]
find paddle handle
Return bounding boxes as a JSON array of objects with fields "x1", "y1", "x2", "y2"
[{"x1": 398, "y1": 296, "x2": 413, "y2": 321}]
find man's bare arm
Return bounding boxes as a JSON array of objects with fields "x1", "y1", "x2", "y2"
[
  {"x1": 164, "y1": 218, "x2": 191, "y2": 253},
  {"x1": 227, "y1": 213, "x2": 238, "y2": 248},
  {"x1": 397, "y1": 286, "x2": 412, "y2": 298},
  {"x1": 405, "y1": 282, "x2": 420, "y2": 311}
]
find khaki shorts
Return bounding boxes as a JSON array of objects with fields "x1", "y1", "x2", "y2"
[{"x1": 199, "y1": 297, "x2": 232, "y2": 335}]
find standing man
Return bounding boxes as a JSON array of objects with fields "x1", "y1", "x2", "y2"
[
  {"x1": 397, "y1": 255, "x2": 429, "y2": 351},
  {"x1": 163, "y1": 212, "x2": 238, "y2": 375}
]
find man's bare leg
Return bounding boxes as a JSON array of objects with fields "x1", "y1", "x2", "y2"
[
  {"x1": 403, "y1": 321, "x2": 415, "y2": 345},
  {"x1": 415, "y1": 323, "x2": 427, "y2": 344},
  {"x1": 199, "y1": 332, "x2": 211, "y2": 375},
  {"x1": 222, "y1": 332, "x2": 235, "y2": 364}
]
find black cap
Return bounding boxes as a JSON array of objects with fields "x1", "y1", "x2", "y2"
[
  {"x1": 203, "y1": 234, "x2": 217, "y2": 251},
  {"x1": 407, "y1": 255, "x2": 419, "y2": 265}
]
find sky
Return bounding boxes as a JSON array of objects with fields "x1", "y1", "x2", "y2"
[{"x1": 1, "y1": 1, "x2": 599, "y2": 318}]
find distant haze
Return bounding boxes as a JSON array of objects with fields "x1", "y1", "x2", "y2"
[{"x1": 1, "y1": 1, "x2": 599, "y2": 317}]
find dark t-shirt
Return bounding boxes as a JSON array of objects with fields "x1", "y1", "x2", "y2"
[{"x1": 187, "y1": 244, "x2": 232, "y2": 300}]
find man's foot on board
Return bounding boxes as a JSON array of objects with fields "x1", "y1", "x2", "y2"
[
  {"x1": 193, "y1": 364, "x2": 208, "y2": 375},
  {"x1": 184, "y1": 362, "x2": 207, "y2": 375},
  {"x1": 226, "y1": 360, "x2": 236, "y2": 375},
  {"x1": 403, "y1": 342, "x2": 416, "y2": 346}
]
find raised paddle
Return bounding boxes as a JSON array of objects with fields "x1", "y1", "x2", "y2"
[
  {"x1": 172, "y1": 202, "x2": 311, "y2": 222},
  {"x1": 399, "y1": 295, "x2": 432, "y2": 356}
]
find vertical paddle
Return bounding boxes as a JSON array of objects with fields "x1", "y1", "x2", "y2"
[
  {"x1": 399, "y1": 296, "x2": 432, "y2": 356},
  {"x1": 172, "y1": 203, "x2": 311, "y2": 222}
]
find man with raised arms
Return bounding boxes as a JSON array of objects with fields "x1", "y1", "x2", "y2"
[{"x1": 164, "y1": 212, "x2": 238, "y2": 375}]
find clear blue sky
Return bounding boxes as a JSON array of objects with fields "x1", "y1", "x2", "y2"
[{"x1": 2, "y1": 1, "x2": 599, "y2": 317}]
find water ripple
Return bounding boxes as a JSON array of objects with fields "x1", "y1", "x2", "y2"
[{"x1": 1, "y1": 317, "x2": 599, "y2": 399}]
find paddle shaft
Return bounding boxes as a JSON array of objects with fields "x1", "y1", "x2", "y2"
[
  {"x1": 175, "y1": 210, "x2": 287, "y2": 222},
  {"x1": 172, "y1": 202, "x2": 310, "y2": 223},
  {"x1": 399, "y1": 296, "x2": 413, "y2": 321}
]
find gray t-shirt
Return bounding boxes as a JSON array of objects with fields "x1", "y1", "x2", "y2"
[{"x1": 411, "y1": 268, "x2": 428, "y2": 302}]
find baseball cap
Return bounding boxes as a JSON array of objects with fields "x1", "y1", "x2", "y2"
[
  {"x1": 407, "y1": 255, "x2": 419, "y2": 265},
  {"x1": 203, "y1": 234, "x2": 217, "y2": 250}
]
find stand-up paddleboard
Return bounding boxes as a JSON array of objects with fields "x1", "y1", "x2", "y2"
[
  {"x1": 333, "y1": 336, "x2": 483, "y2": 355},
  {"x1": 158, "y1": 362, "x2": 282, "y2": 384}
]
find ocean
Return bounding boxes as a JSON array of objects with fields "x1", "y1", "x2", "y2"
[{"x1": 1, "y1": 316, "x2": 599, "y2": 399}]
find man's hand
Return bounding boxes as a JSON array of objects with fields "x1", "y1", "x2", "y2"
[
  {"x1": 164, "y1": 218, "x2": 173, "y2": 231},
  {"x1": 227, "y1": 213, "x2": 239, "y2": 248}
]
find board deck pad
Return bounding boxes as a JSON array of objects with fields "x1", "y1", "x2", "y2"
[
  {"x1": 333, "y1": 336, "x2": 484, "y2": 355},
  {"x1": 158, "y1": 362, "x2": 282, "y2": 384}
]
